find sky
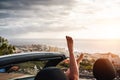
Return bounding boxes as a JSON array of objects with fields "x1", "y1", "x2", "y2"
[{"x1": 0, "y1": 0, "x2": 120, "y2": 39}]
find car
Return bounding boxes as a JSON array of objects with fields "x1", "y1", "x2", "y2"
[{"x1": 0, "y1": 52, "x2": 67, "y2": 80}]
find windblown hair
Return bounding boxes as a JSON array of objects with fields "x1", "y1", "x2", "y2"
[{"x1": 93, "y1": 58, "x2": 116, "y2": 80}]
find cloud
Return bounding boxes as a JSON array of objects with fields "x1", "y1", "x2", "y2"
[
  {"x1": 0, "y1": 0, "x2": 76, "y2": 38},
  {"x1": 0, "y1": 12, "x2": 11, "y2": 18},
  {"x1": 0, "y1": 24, "x2": 86, "y2": 38},
  {"x1": 1, "y1": 0, "x2": 120, "y2": 39},
  {"x1": 0, "y1": 0, "x2": 73, "y2": 18},
  {"x1": 0, "y1": 0, "x2": 73, "y2": 10}
]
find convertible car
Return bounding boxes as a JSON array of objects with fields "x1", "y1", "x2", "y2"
[{"x1": 0, "y1": 52, "x2": 67, "y2": 80}]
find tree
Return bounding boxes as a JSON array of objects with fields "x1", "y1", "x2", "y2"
[{"x1": 0, "y1": 36, "x2": 15, "y2": 55}]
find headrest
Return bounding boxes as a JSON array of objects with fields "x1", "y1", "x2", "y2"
[
  {"x1": 34, "y1": 67, "x2": 67, "y2": 80},
  {"x1": 93, "y1": 58, "x2": 116, "y2": 80}
]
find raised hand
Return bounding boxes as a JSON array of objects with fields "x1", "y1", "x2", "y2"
[
  {"x1": 66, "y1": 36, "x2": 79, "y2": 80},
  {"x1": 77, "y1": 54, "x2": 84, "y2": 65},
  {"x1": 66, "y1": 36, "x2": 73, "y2": 54}
]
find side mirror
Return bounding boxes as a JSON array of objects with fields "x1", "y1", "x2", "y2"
[{"x1": 7, "y1": 65, "x2": 20, "y2": 73}]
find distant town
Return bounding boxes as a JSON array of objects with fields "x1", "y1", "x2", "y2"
[{"x1": 14, "y1": 44, "x2": 67, "y2": 54}]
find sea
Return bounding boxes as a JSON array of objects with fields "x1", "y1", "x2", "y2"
[{"x1": 9, "y1": 39, "x2": 120, "y2": 55}]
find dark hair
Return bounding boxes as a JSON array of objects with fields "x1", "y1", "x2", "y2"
[
  {"x1": 34, "y1": 67, "x2": 68, "y2": 80},
  {"x1": 93, "y1": 58, "x2": 116, "y2": 80}
]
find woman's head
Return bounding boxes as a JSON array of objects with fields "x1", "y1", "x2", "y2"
[
  {"x1": 93, "y1": 58, "x2": 116, "y2": 80},
  {"x1": 35, "y1": 67, "x2": 67, "y2": 80}
]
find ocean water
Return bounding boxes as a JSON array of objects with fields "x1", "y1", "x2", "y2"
[{"x1": 10, "y1": 39, "x2": 120, "y2": 54}]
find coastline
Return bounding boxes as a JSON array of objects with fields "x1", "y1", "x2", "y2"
[{"x1": 9, "y1": 39, "x2": 120, "y2": 54}]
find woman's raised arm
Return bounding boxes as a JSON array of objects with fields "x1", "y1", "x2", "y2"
[{"x1": 66, "y1": 36, "x2": 83, "y2": 80}]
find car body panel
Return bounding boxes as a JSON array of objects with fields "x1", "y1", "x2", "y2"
[
  {"x1": 0, "y1": 52, "x2": 67, "y2": 80},
  {"x1": 0, "y1": 52, "x2": 67, "y2": 68}
]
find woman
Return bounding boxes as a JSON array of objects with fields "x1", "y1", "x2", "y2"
[{"x1": 34, "y1": 36, "x2": 83, "y2": 80}]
